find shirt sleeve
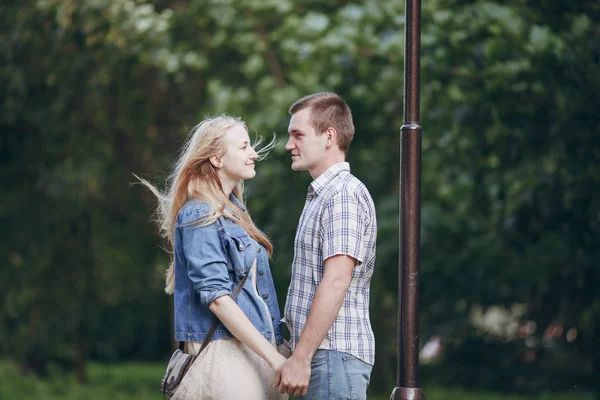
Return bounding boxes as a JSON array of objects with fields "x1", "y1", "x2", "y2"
[
  {"x1": 181, "y1": 221, "x2": 232, "y2": 307},
  {"x1": 320, "y1": 189, "x2": 365, "y2": 265}
]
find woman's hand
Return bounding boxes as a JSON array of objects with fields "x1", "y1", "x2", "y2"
[{"x1": 269, "y1": 352, "x2": 288, "y2": 372}]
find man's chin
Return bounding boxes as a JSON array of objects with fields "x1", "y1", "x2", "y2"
[{"x1": 291, "y1": 162, "x2": 305, "y2": 171}]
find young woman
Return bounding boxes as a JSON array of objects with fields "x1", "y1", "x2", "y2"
[{"x1": 140, "y1": 115, "x2": 288, "y2": 399}]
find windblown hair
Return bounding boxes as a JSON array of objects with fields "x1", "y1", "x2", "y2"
[
  {"x1": 289, "y1": 92, "x2": 355, "y2": 153},
  {"x1": 138, "y1": 115, "x2": 274, "y2": 294}
]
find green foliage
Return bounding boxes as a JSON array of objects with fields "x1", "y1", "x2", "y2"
[
  {"x1": 0, "y1": 359, "x2": 160, "y2": 399},
  {"x1": 0, "y1": 360, "x2": 592, "y2": 400},
  {"x1": 1, "y1": 0, "x2": 598, "y2": 395}
]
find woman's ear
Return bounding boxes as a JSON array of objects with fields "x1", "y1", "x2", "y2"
[{"x1": 209, "y1": 155, "x2": 223, "y2": 168}]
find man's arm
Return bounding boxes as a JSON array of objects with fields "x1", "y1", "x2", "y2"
[{"x1": 274, "y1": 255, "x2": 354, "y2": 396}]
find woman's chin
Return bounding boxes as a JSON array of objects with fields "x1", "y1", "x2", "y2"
[{"x1": 243, "y1": 170, "x2": 257, "y2": 180}]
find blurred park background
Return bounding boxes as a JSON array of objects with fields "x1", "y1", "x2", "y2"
[{"x1": 1, "y1": 0, "x2": 599, "y2": 399}]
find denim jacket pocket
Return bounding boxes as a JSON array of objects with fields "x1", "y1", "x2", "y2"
[{"x1": 228, "y1": 233, "x2": 255, "y2": 276}]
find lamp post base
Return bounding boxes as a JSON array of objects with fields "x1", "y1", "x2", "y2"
[{"x1": 390, "y1": 387, "x2": 425, "y2": 400}]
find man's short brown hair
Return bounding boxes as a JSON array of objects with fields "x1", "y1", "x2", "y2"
[{"x1": 288, "y1": 92, "x2": 355, "y2": 153}]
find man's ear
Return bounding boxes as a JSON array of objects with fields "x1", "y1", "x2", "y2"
[
  {"x1": 325, "y1": 127, "x2": 338, "y2": 147},
  {"x1": 209, "y1": 155, "x2": 223, "y2": 168}
]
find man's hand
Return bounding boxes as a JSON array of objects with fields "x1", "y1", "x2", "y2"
[{"x1": 274, "y1": 354, "x2": 311, "y2": 396}]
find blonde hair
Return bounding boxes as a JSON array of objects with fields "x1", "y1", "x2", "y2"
[{"x1": 138, "y1": 115, "x2": 274, "y2": 294}]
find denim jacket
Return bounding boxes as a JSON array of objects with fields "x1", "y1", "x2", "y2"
[{"x1": 173, "y1": 195, "x2": 284, "y2": 345}]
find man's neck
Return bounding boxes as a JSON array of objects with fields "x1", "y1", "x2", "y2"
[{"x1": 309, "y1": 154, "x2": 346, "y2": 180}]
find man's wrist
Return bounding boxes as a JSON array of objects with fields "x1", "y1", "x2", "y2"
[{"x1": 292, "y1": 345, "x2": 314, "y2": 365}]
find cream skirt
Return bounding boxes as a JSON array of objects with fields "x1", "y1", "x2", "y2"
[{"x1": 171, "y1": 339, "x2": 287, "y2": 400}]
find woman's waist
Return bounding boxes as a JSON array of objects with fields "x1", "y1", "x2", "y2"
[
  {"x1": 174, "y1": 326, "x2": 281, "y2": 344},
  {"x1": 173, "y1": 302, "x2": 283, "y2": 339},
  {"x1": 174, "y1": 286, "x2": 282, "y2": 321}
]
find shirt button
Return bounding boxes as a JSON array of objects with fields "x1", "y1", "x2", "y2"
[
  {"x1": 258, "y1": 270, "x2": 264, "y2": 276},
  {"x1": 262, "y1": 294, "x2": 268, "y2": 299},
  {"x1": 239, "y1": 244, "x2": 244, "y2": 250},
  {"x1": 256, "y1": 247, "x2": 260, "y2": 253}
]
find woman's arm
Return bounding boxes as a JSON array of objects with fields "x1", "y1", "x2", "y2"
[
  {"x1": 209, "y1": 295, "x2": 287, "y2": 371},
  {"x1": 179, "y1": 208, "x2": 284, "y2": 370}
]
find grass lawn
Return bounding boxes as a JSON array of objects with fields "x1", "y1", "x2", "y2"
[{"x1": 0, "y1": 359, "x2": 592, "y2": 400}]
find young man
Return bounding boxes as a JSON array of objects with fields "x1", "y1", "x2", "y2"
[{"x1": 275, "y1": 92, "x2": 377, "y2": 399}]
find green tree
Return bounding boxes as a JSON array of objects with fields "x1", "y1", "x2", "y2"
[{"x1": 1, "y1": 0, "x2": 598, "y2": 396}]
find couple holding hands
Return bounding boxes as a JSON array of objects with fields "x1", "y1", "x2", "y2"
[{"x1": 143, "y1": 92, "x2": 377, "y2": 400}]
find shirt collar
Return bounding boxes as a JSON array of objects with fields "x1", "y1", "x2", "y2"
[
  {"x1": 309, "y1": 162, "x2": 350, "y2": 195},
  {"x1": 229, "y1": 193, "x2": 246, "y2": 212}
]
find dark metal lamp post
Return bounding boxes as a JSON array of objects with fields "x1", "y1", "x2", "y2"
[{"x1": 390, "y1": 0, "x2": 424, "y2": 399}]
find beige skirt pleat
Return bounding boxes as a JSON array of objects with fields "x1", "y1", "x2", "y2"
[{"x1": 172, "y1": 339, "x2": 287, "y2": 400}]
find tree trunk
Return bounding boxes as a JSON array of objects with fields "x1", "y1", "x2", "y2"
[
  {"x1": 75, "y1": 321, "x2": 88, "y2": 383},
  {"x1": 74, "y1": 210, "x2": 93, "y2": 384},
  {"x1": 22, "y1": 344, "x2": 48, "y2": 378}
]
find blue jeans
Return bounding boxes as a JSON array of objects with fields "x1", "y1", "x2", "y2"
[{"x1": 300, "y1": 349, "x2": 372, "y2": 400}]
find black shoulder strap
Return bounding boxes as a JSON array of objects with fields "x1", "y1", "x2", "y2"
[{"x1": 178, "y1": 261, "x2": 253, "y2": 354}]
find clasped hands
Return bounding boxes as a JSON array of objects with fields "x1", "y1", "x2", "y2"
[{"x1": 273, "y1": 355, "x2": 311, "y2": 397}]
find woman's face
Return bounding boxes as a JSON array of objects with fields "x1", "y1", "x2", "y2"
[{"x1": 219, "y1": 125, "x2": 258, "y2": 183}]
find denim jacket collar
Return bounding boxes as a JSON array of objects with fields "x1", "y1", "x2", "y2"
[{"x1": 229, "y1": 193, "x2": 246, "y2": 212}]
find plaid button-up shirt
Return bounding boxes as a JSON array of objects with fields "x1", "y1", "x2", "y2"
[{"x1": 284, "y1": 162, "x2": 377, "y2": 365}]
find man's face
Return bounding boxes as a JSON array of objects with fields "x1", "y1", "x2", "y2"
[{"x1": 285, "y1": 108, "x2": 328, "y2": 174}]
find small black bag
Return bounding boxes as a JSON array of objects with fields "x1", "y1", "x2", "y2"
[
  {"x1": 160, "y1": 271, "x2": 250, "y2": 399},
  {"x1": 160, "y1": 348, "x2": 195, "y2": 398}
]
